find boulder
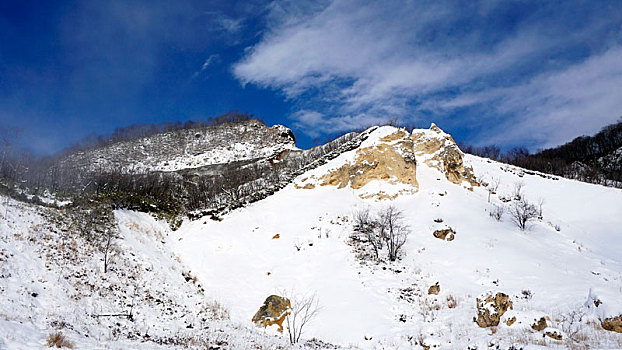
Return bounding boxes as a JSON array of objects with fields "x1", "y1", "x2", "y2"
[
  {"x1": 531, "y1": 317, "x2": 547, "y2": 331},
  {"x1": 601, "y1": 316, "x2": 622, "y2": 333},
  {"x1": 252, "y1": 295, "x2": 291, "y2": 333},
  {"x1": 428, "y1": 283, "x2": 440, "y2": 295},
  {"x1": 584, "y1": 288, "x2": 622, "y2": 333},
  {"x1": 545, "y1": 329, "x2": 563, "y2": 340},
  {"x1": 474, "y1": 292, "x2": 513, "y2": 328},
  {"x1": 433, "y1": 228, "x2": 455, "y2": 241}
]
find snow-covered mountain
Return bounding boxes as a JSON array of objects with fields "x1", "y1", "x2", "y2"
[
  {"x1": 2, "y1": 124, "x2": 622, "y2": 349},
  {"x1": 58, "y1": 120, "x2": 297, "y2": 174}
]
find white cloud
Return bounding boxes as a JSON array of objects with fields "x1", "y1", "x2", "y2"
[
  {"x1": 290, "y1": 110, "x2": 389, "y2": 138},
  {"x1": 233, "y1": 0, "x2": 622, "y2": 149},
  {"x1": 437, "y1": 46, "x2": 622, "y2": 148},
  {"x1": 192, "y1": 54, "x2": 221, "y2": 79}
]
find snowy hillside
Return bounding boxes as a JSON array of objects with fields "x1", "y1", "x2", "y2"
[
  {"x1": 170, "y1": 125, "x2": 622, "y2": 348},
  {"x1": 0, "y1": 199, "x2": 295, "y2": 349},
  {"x1": 58, "y1": 120, "x2": 297, "y2": 174},
  {"x1": 2, "y1": 124, "x2": 622, "y2": 349}
]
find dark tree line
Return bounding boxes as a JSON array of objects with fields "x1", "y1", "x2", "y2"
[
  {"x1": 459, "y1": 118, "x2": 622, "y2": 186},
  {"x1": 0, "y1": 119, "x2": 367, "y2": 229}
]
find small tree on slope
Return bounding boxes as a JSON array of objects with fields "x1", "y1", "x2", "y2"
[
  {"x1": 378, "y1": 206, "x2": 410, "y2": 261},
  {"x1": 285, "y1": 292, "x2": 320, "y2": 344},
  {"x1": 509, "y1": 197, "x2": 539, "y2": 230}
]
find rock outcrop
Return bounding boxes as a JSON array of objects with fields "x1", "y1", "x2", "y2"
[
  {"x1": 320, "y1": 129, "x2": 418, "y2": 196},
  {"x1": 584, "y1": 288, "x2": 622, "y2": 333},
  {"x1": 297, "y1": 128, "x2": 419, "y2": 200},
  {"x1": 474, "y1": 292, "x2": 513, "y2": 328},
  {"x1": 601, "y1": 316, "x2": 622, "y2": 333},
  {"x1": 412, "y1": 123, "x2": 478, "y2": 188},
  {"x1": 531, "y1": 317, "x2": 547, "y2": 331},
  {"x1": 433, "y1": 228, "x2": 455, "y2": 241},
  {"x1": 296, "y1": 124, "x2": 477, "y2": 199},
  {"x1": 428, "y1": 283, "x2": 440, "y2": 295},
  {"x1": 252, "y1": 295, "x2": 291, "y2": 333}
]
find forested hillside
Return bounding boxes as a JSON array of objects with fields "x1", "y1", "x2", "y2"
[{"x1": 462, "y1": 119, "x2": 622, "y2": 187}]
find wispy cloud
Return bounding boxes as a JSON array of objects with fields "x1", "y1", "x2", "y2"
[
  {"x1": 234, "y1": 0, "x2": 622, "y2": 149},
  {"x1": 192, "y1": 54, "x2": 221, "y2": 79}
]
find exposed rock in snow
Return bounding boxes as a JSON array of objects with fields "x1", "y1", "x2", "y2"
[
  {"x1": 474, "y1": 292, "x2": 514, "y2": 328},
  {"x1": 296, "y1": 124, "x2": 478, "y2": 200},
  {"x1": 412, "y1": 123, "x2": 479, "y2": 189},
  {"x1": 316, "y1": 128, "x2": 418, "y2": 200},
  {"x1": 602, "y1": 315, "x2": 622, "y2": 333},
  {"x1": 545, "y1": 328, "x2": 563, "y2": 340},
  {"x1": 531, "y1": 316, "x2": 547, "y2": 331},
  {"x1": 432, "y1": 227, "x2": 455, "y2": 241},
  {"x1": 251, "y1": 295, "x2": 291, "y2": 333},
  {"x1": 427, "y1": 283, "x2": 440, "y2": 295}
]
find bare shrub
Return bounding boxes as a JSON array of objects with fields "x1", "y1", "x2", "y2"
[
  {"x1": 285, "y1": 292, "x2": 320, "y2": 344},
  {"x1": 490, "y1": 205, "x2": 504, "y2": 221},
  {"x1": 353, "y1": 208, "x2": 382, "y2": 260},
  {"x1": 419, "y1": 297, "x2": 440, "y2": 322},
  {"x1": 353, "y1": 206, "x2": 410, "y2": 262},
  {"x1": 487, "y1": 177, "x2": 500, "y2": 202},
  {"x1": 509, "y1": 198, "x2": 538, "y2": 230},
  {"x1": 353, "y1": 207, "x2": 373, "y2": 231},
  {"x1": 46, "y1": 332, "x2": 74, "y2": 348},
  {"x1": 512, "y1": 181, "x2": 525, "y2": 201},
  {"x1": 377, "y1": 206, "x2": 410, "y2": 261},
  {"x1": 446, "y1": 295, "x2": 458, "y2": 309},
  {"x1": 206, "y1": 300, "x2": 230, "y2": 320},
  {"x1": 537, "y1": 198, "x2": 545, "y2": 218}
]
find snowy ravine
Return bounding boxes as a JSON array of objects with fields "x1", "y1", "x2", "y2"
[{"x1": 169, "y1": 125, "x2": 622, "y2": 349}]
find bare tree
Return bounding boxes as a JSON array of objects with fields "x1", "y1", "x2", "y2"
[
  {"x1": 509, "y1": 198, "x2": 538, "y2": 230},
  {"x1": 103, "y1": 228, "x2": 115, "y2": 273},
  {"x1": 353, "y1": 208, "x2": 382, "y2": 260},
  {"x1": 486, "y1": 177, "x2": 500, "y2": 203},
  {"x1": 377, "y1": 206, "x2": 410, "y2": 261},
  {"x1": 537, "y1": 198, "x2": 545, "y2": 219},
  {"x1": 285, "y1": 292, "x2": 320, "y2": 344},
  {"x1": 490, "y1": 204, "x2": 504, "y2": 221},
  {"x1": 512, "y1": 181, "x2": 525, "y2": 201}
]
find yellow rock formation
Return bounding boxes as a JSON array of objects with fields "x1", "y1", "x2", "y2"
[
  {"x1": 295, "y1": 124, "x2": 478, "y2": 198},
  {"x1": 412, "y1": 124, "x2": 479, "y2": 188},
  {"x1": 317, "y1": 130, "x2": 418, "y2": 200}
]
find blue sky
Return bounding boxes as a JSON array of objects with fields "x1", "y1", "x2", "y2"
[{"x1": 1, "y1": 1, "x2": 621, "y2": 154}]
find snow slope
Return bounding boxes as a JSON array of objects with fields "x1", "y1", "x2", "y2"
[
  {"x1": 0, "y1": 199, "x2": 293, "y2": 349},
  {"x1": 171, "y1": 125, "x2": 622, "y2": 348}
]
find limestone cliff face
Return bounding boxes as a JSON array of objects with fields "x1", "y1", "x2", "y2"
[
  {"x1": 412, "y1": 123, "x2": 479, "y2": 189},
  {"x1": 295, "y1": 123, "x2": 477, "y2": 199},
  {"x1": 296, "y1": 127, "x2": 419, "y2": 200},
  {"x1": 320, "y1": 129, "x2": 418, "y2": 193}
]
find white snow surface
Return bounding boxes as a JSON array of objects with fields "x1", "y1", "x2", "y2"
[
  {"x1": 170, "y1": 126, "x2": 622, "y2": 348},
  {"x1": 3, "y1": 125, "x2": 622, "y2": 349},
  {"x1": 0, "y1": 200, "x2": 293, "y2": 349}
]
